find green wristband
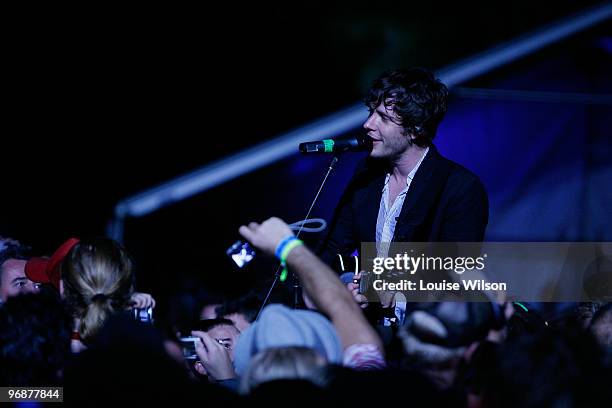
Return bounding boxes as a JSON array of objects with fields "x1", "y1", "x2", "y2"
[{"x1": 280, "y1": 239, "x2": 304, "y2": 264}]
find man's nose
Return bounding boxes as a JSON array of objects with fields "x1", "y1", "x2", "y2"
[
  {"x1": 363, "y1": 114, "x2": 375, "y2": 131},
  {"x1": 23, "y1": 281, "x2": 40, "y2": 294}
]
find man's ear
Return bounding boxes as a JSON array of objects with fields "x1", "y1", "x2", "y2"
[
  {"x1": 403, "y1": 128, "x2": 416, "y2": 141},
  {"x1": 406, "y1": 132, "x2": 417, "y2": 145}
]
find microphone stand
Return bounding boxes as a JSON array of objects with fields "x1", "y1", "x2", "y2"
[{"x1": 256, "y1": 154, "x2": 341, "y2": 319}]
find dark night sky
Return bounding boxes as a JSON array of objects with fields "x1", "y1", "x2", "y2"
[{"x1": 3, "y1": 1, "x2": 605, "y2": 257}]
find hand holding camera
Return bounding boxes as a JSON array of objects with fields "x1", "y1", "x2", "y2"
[
  {"x1": 238, "y1": 217, "x2": 295, "y2": 257},
  {"x1": 130, "y1": 292, "x2": 156, "y2": 309},
  {"x1": 190, "y1": 330, "x2": 236, "y2": 381},
  {"x1": 229, "y1": 218, "x2": 327, "y2": 268},
  {"x1": 346, "y1": 272, "x2": 369, "y2": 309}
]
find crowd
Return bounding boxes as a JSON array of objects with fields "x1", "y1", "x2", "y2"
[{"x1": 1, "y1": 220, "x2": 611, "y2": 405}]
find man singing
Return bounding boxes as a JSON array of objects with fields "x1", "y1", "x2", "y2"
[{"x1": 319, "y1": 67, "x2": 488, "y2": 269}]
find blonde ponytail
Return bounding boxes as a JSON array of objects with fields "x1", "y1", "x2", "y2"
[{"x1": 62, "y1": 239, "x2": 134, "y2": 343}]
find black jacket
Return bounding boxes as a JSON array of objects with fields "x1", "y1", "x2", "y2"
[{"x1": 318, "y1": 145, "x2": 489, "y2": 267}]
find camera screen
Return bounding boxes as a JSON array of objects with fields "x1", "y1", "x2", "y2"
[
  {"x1": 133, "y1": 307, "x2": 153, "y2": 323},
  {"x1": 179, "y1": 337, "x2": 200, "y2": 360}
]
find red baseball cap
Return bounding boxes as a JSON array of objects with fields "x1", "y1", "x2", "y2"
[{"x1": 25, "y1": 238, "x2": 80, "y2": 290}]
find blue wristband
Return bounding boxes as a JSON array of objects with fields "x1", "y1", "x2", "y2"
[{"x1": 275, "y1": 235, "x2": 298, "y2": 260}]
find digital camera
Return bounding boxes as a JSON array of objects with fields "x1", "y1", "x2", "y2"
[
  {"x1": 133, "y1": 306, "x2": 154, "y2": 324},
  {"x1": 179, "y1": 336, "x2": 201, "y2": 360},
  {"x1": 226, "y1": 240, "x2": 256, "y2": 268}
]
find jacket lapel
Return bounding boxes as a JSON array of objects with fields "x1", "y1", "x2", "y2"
[{"x1": 393, "y1": 145, "x2": 450, "y2": 241}]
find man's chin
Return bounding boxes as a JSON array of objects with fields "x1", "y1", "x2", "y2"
[{"x1": 369, "y1": 149, "x2": 386, "y2": 159}]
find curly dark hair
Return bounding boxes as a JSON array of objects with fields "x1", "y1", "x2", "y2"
[{"x1": 364, "y1": 68, "x2": 449, "y2": 147}]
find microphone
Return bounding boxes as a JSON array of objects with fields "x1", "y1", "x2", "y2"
[{"x1": 299, "y1": 135, "x2": 372, "y2": 154}]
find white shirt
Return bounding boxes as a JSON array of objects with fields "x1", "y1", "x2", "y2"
[
  {"x1": 376, "y1": 147, "x2": 429, "y2": 258},
  {"x1": 374, "y1": 147, "x2": 428, "y2": 326}
]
